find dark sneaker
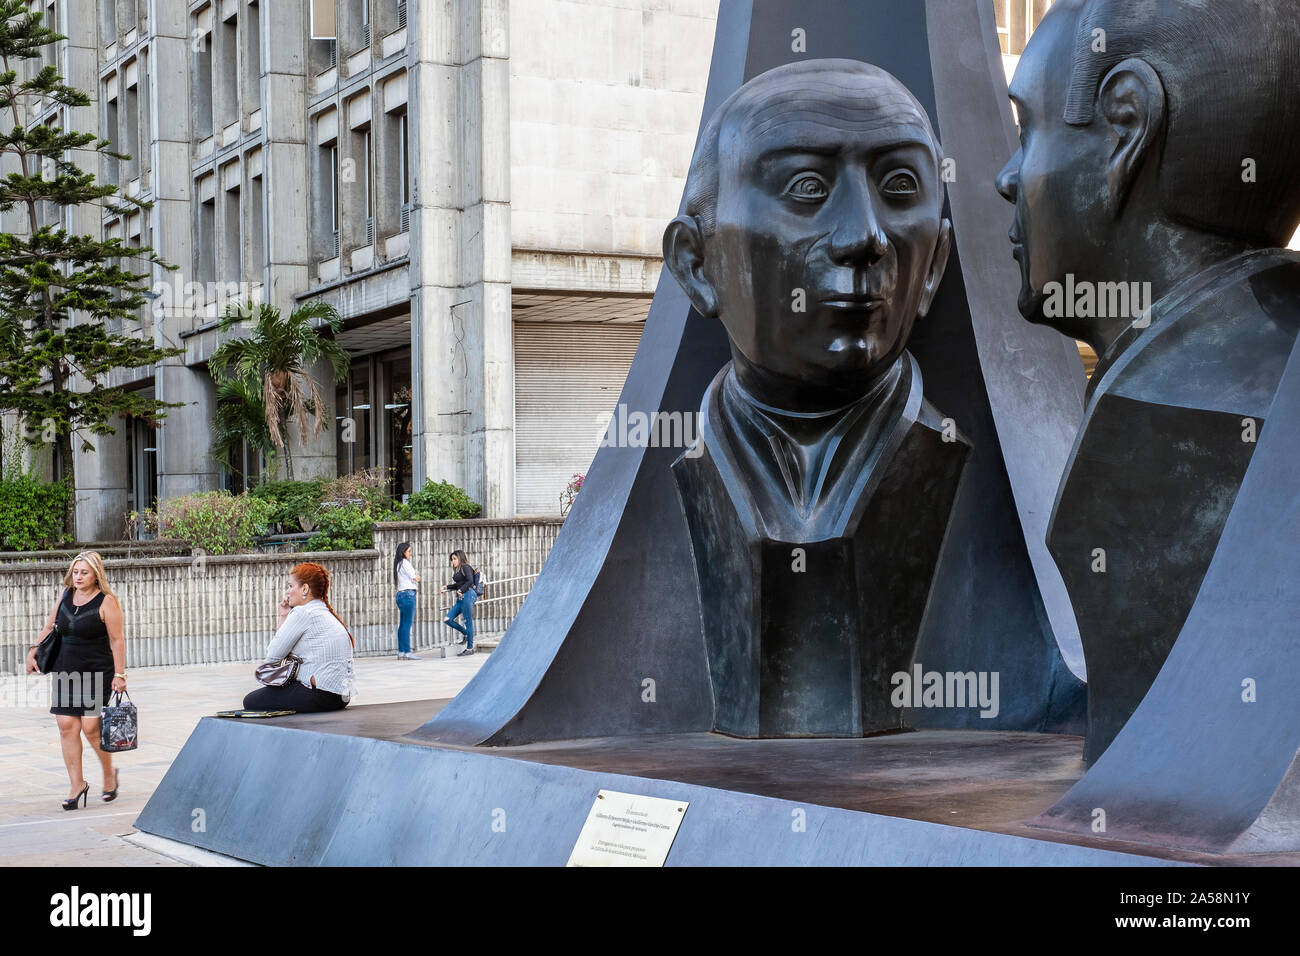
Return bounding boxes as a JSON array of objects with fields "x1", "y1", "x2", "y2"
[{"x1": 457, "y1": 647, "x2": 474, "y2": 656}]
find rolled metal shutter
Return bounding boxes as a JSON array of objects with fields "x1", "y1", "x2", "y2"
[{"x1": 514, "y1": 321, "x2": 644, "y2": 515}]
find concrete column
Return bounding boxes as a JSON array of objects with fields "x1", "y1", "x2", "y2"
[
  {"x1": 149, "y1": 9, "x2": 213, "y2": 514},
  {"x1": 75, "y1": 427, "x2": 132, "y2": 542},
  {"x1": 410, "y1": 0, "x2": 514, "y2": 515},
  {"x1": 64, "y1": 2, "x2": 132, "y2": 539},
  {"x1": 284, "y1": 356, "x2": 340, "y2": 481},
  {"x1": 263, "y1": 1, "x2": 333, "y2": 480}
]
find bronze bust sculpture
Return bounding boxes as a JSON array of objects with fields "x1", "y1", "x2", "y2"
[
  {"x1": 666, "y1": 59, "x2": 969, "y2": 737},
  {"x1": 997, "y1": 0, "x2": 1300, "y2": 762}
]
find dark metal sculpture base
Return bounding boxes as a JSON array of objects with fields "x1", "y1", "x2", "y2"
[{"x1": 134, "y1": 705, "x2": 1209, "y2": 866}]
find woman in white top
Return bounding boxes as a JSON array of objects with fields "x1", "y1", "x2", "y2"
[
  {"x1": 393, "y1": 541, "x2": 421, "y2": 660},
  {"x1": 242, "y1": 562, "x2": 356, "y2": 713}
]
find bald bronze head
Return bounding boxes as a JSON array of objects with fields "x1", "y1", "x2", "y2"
[
  {"x1": 997, "y1": 0, "x2": 1300, "y2": 348},
  {"x1": 665, "y1": 59, "x2": 952, "y2": 412}
]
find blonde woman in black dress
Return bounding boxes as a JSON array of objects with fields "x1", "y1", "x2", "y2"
[{"x1": 25, "y1": 551, "x2": 127, "y2": 810}]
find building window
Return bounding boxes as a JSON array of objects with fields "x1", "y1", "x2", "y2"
[
  {"x1": 224, "y1": 438, "x2": 262, "y2": 494},
  {"x1": 41, "y1": 1, "x2": 57, "y2": 70},
  {"x1": 217, "y1": 11, "x2": 238, "y2": 131},
  {"x1": 124, "y1": 213, "x2": 144, "y2": 323},
  {"x1": 126, "y1": 213, "x2": 142, "y2": 257},
  {"x1": 123, "y1": 75, "x2": 140, "y2": 183},
  {"x1": 383, "y1": 107, "x2": 409, "y2": 235},
  {"x1": 126, "y1": 412, "x2": 159, "y2": 515},
  {"x1": 336, "y1": 350, "x2": 411, "y2": 496},
  {"x1": 382, "y1": 351, "x2": 412, "y2": 499},
  {"x1": 335, "y1": 360, "x2": 372, "y2": 475},
  {"x1": 995, "y1": 0, "x2": 1054, "y2": 57},
  {"x1": 335, "y1": 381, "x2": 349, "y2": 476},
  {"x1": 222, "y1": 173, "x2": 240, "y2": 281},
  {"x1": 104, "y1": 218, "x2": 122, "y2": 286},
  {"x1": 116, "y1": 0, "x2": 139, "y2": 39},
  {"x1": 374, "y1": 0, "x2": 403, "y2": 37},
  {"x1": 194, "y1": 28, "x2": 214, "y2": 139},
  {"x1": 314, "y1": 109, "x2": 342, "y2": 263},
  {"x1": 328, "y1": 142, "x2": 340, "y2": 256},
  {"x1": 104, "y1": 92, "x2": 119, "y2": 185},
  {"x1": 38, "y1": 117, "x2": 59, "y2": 229},
  {"x1": 362, "y1": 127, "x2": 374, "y2": 246},
  {"x1": 351, "y1": 362, "x2": 371, "y2": 472},
  {"x1": 198, "y1": 196, "x2": 216, "y2": 286},
  {"x1": 100, "y1": 0, "x2": 117, "y2": 49},
  {"x1": 401, "y1": 111, "x2": 409, "y2": 214},
  {"x1": 244, "y1": 0, "x2": 262, "y2": 113},
  {"x1": 138, "y1": 49, "x2": 151, "y2": 186},
  {"x1": 248, "y1": 170, "x2": 265, "y2": 279}
]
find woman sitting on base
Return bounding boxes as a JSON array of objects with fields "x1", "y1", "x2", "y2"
[{"x1": 243, "y1": 562, "x2": 356, "y2": 713}]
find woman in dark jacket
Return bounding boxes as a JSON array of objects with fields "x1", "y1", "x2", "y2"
[{"x1": 441, "y1": 550, "x2": 478, "y2": 656}]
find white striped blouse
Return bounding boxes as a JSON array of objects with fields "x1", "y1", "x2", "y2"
[{"x1": 264, "y1": 599, "x2": 357, "y2": 699}]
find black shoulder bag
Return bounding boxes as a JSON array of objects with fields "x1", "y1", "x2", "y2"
[{"x1": 34, "y1": 623, "x2": 61, "y2": 674}]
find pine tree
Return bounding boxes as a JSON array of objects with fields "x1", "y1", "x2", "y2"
[{"x1": 0, "y1": 1, "x2": 182, "y2": 538}]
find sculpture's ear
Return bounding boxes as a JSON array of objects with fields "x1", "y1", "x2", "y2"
[
  {"x1": 663, "y1": 215, "x2": 719, "y2": 318},
  {"x1": 1097, "y1": 58, "x2": 1165, "y2": 220},
  {"x1": 917, "y1": 217, "x2": 952, "y2": 318}
]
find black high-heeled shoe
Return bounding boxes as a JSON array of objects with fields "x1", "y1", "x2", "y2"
[
  {"x1": 62, "y1": 783, "x2": 89, "y2": 811},
  {"x1": 102, "y1": 769, "x2": 118, "y2": 803}
]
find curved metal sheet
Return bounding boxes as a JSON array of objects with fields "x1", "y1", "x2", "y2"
[{"x1": 1035, "y1": 334, "x2": 1300, "y2": 853}]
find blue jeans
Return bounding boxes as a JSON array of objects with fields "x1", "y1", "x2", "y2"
[
  {"x1": 395, "y1": 590, "x2": 417, "y2": 653},
  {"x1": 444, "y1": 589, "x2": 477, "y2": 648}
]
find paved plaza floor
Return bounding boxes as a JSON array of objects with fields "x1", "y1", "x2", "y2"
[{"x1": 0, "y1": 651, "x2": 485, "y2": 866}]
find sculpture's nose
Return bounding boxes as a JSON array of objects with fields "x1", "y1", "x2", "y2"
[
  {"x1": 828, "y1": 176, "x2": 889, "y2": 266},
  {"x1": 996, "y1": 150, "x2": 1020, "y2": 204}
]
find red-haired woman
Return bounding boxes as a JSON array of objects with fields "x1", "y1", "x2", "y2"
[{"x1": 242, "y1": 562, "x2": 356, "y2": 713}]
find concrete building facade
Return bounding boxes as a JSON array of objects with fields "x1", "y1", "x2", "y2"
[{"x1": 1, "y1": 0, "x2": 721, "y2": 538}]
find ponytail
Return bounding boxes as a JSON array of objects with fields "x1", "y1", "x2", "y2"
[
  {"x1": 322, "y1": 595, "x2": 355, "y2": 647},
  {"x1": 290, "y1": 562, "x2": 355, "y2": 647}
]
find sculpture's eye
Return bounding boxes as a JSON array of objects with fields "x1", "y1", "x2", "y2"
[
  {"x1": 881, "y1": 171, "x2": 920, "y2": 197},
  {"x1": 784, "y1": 173, "x2": 829, "y2": 202}
]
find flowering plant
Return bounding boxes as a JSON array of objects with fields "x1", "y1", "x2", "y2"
[{"x1": 560, "y1": 473, "x2": 585, "y2": 515}]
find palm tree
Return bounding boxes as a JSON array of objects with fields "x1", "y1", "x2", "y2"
[
  {"x1": 210, "y1": 376, "x2": 275, "y2": 485},
  {"x1": 208, "y1": 301, "x2": 350, "y2": 479}
]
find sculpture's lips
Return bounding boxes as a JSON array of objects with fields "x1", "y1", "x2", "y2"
[
  {"x1": 1009, "y1": 237, "x2": 1025, "y2": 266},
  {"x1": 819, "y1": 295, "x2": 885, "y2": 309}
]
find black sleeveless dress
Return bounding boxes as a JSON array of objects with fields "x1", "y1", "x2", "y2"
[{"x1": 49, "y1": 589, "x2": 114, "y2": 717}]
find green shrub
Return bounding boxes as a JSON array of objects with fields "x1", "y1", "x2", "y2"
[
  {"x1": 305, "y1": 503, "x2": 377, "y2": 551},
  {"x1": 141, "y1": 491, "x2": 275, "y2": 555},
  {"x1": 0, "y1": 472, "x2": 69, "y2": 551},
  {"x1": 250, "y1": 478, "x2": 329, "y2": 533},
  {"x1": 400, "y1": 480, "x2": 482, "y2": 521}
]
